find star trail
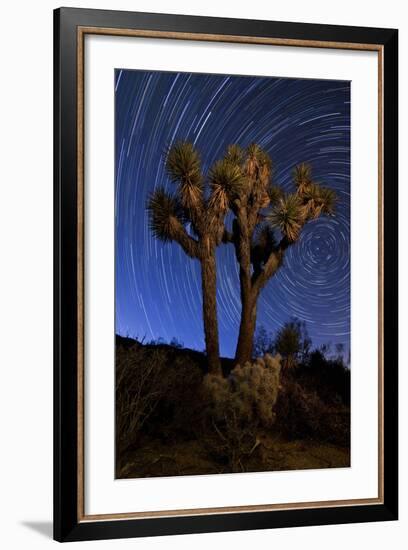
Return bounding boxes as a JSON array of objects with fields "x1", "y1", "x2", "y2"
[{"x1": 115, "y1": 69, "x2": 350, "y2": 359}]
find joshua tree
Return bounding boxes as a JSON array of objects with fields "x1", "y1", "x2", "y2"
[
  {"x1": 220, "y1": 145, "x2": 336, "y2": 365},
  {"x1": 147, "y1": 141, "x2": 243, "y2": 375}
]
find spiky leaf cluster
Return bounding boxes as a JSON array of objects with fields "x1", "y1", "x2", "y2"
[
  {"x1": 147, "y1": 187, "x2": 183, "y2": 242},
  {"x1": 165, "y1": 141, "x2": 204, "y2": 213},
  {"x1": 293, "y1": 162, "x2": 312, "y2": 194},
  {"x1": 267, "y1": 184, "x2": 284, "y2": 206},
  {"x1": 225, "y1": 144, "x2": 244, "y2": 166},
  {"x1": 246, "y1": 143, "x2": 272, "y2": 172},
  {"x1": 268, "y1": 193, "x2": 305, "y2": 242},
  {"x1": 316, "y1": 186, "x2": 337, "y2": 215},
  {"x1": 293, "y1": 163, "x2": 337, "y2": 219},
  {"x1": 208, "y1": 159, "x2": 245, "y2": 210}
]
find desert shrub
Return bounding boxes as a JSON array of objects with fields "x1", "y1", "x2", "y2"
[
  {"x1": 203, "y1": 354, "x2": 281, "y2": 471},
  {"x1": 275, "y1": 378, "x2": 350, "y2": 446},
  {"x1": 116, "y1": 344, "x2": 174, "y2": 456},
  {"x1": 116, "y1": 339, "x2": 205, "y2": 448}
]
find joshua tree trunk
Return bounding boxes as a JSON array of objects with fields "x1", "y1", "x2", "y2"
[
  {"x1": 235, "y1": 292, "x2": 257, "y2": 365},
  {"x1": 233, "y1": 204, "x2": 287, "y2": 364},
  {"x1": 201, "y1": 252, "x2": 222, "y2": 376},
  {"x1": 232, "y1": 210, "x2": 257, "y2": 366}
]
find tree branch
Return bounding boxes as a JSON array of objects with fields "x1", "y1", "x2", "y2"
[
  {"x1": 235, "y1": 209, "x2": 252, "y2": 296},
  {"x1": 252, "y1": 237, "x2": 291, "y2": 294},
  {"x1": 169, "y1": 216, "x2": 200, "y2": 258}
]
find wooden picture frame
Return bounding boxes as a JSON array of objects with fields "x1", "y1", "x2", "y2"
[{"x1": 54, "y1": 7, "x2": 398, "y2": 542}]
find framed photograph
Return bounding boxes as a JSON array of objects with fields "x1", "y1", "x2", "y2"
[{"x1": 54, "y1": 7, "x2": 398, "y2": 542}]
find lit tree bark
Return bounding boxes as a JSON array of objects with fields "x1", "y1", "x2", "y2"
[
  {"x1": 234, "y1": 239, "x2": 289, "y2": 366},
  {"x1": 170, "y1": 224, "x2": 222, "y2": 375},
  {"x1": 200, "y1": 251, "x2": 222, "y2": 376},
  {"x1": 235, "y1": 294, "x2": 257, "y2": 365},
  {"x1": 232, "y1": 209, "x2": 256, "y2": 365}
]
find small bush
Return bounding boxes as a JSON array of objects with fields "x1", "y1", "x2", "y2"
[
  {"x1": 116, "y1": 344, "x2": 172, "y2": 456},
  {"x1": 275, "y1": 378, "x2": 350, "y2": 446},
  {"x1": 116, "y1": 341, "x2": 205, "y2": 458},
  {"x1": 203, "y1": 354, "x2": 281, "y2": 471}
]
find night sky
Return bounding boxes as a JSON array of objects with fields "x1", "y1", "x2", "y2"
[{"x1": 115, "y1": 69, "x2": 350, "y2": 359}]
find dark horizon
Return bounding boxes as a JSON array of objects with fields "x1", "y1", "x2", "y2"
[{"x1": 115, "y1": 69, "x2": 350, "y2": 360}]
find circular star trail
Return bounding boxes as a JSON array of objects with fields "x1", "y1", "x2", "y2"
[{"x1": 115, "y1": 69, "x2": 350, "y2": 358}]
